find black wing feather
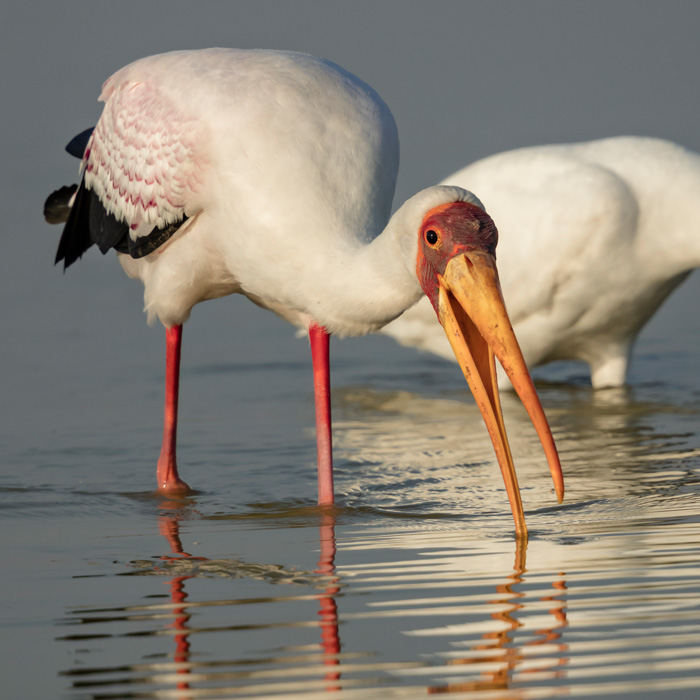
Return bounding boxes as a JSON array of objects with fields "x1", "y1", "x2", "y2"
[
  {"x1": 51, "y1": 129, "x2": 189, "y2": 269},
  {"x1": 44, "y1": 184, "x2": 78, "y2": 224},
  {"x1": 53, "y1": 181, "x2": 129, "y2": 268},
  {"x1": 54, "y1": 181, "x2": 95, "y2": 267},
  {"x1": 87, "y1": 187, "x2": 130, "y2": 255},
  {"x1": 66, "y1": 127, "x2": 95, "y2": 159},
  {"x1": 128, "y1": 216, "x2": 188, "y2": 258}
]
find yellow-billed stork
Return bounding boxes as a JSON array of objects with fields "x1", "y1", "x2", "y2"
[{"x1": 45, "y1": 49, "x2": 563, "y2": 536}]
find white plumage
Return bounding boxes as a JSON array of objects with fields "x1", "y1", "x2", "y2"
[
  {"x1": 382, "y1": 136, "x2": 700, "y2": 388},
  {"x1": 88, "y1": 49, "x2": 407, "y2": 332},
  {"x1": 48, "y1": 48, "x2": 563, "y2": 535}
]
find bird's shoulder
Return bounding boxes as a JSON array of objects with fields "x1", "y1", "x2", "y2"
[
  {"x1": 85, "y1": 74, "x2": 208, "y2": 237},
  {"x1": 444, "y1": 142, "x2": 641, "y2": 258}
]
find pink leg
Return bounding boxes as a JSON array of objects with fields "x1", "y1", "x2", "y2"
[
  {"x1": 156, "y1": 325, "x2": 191, "y2": 494},
  {"x1": 309, "y1": 323, "x2": 334, "y2": 505}
]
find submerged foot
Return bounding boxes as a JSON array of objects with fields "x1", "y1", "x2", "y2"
[
  {"x1": 156, "y1": 457, "x2": 192, "y2": 496},
  {"x1": 155, "y1": 478, "x2": 193, "y2": 496}
]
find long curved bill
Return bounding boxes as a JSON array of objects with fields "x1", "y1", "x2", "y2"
[{"x1": 437, "y1": 250, "x2": 564, "y2": 538}]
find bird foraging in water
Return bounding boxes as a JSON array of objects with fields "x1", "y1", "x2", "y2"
[
  {"x1": 382, "y1": 136, "x2": 700, "y2": 389},
  {"x1": 45, "y1": 48, "x2": 563, "y2": 536}
]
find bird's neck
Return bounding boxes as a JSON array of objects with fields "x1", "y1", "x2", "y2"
[
  {"x1": 300, "y1": 185, "x2": 484, "y2": 338},
  {"x1": 307, "y1": 218, "x2": 424, "y2": 338}
]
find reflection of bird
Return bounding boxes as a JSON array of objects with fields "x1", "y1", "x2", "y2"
[
  {"x1": 382, "y1": 137, "x2": 700, "y2": 389},
  {"x1": 426, "y1": 538, "x2": 569, "y2": 695},
  {"x1": 45, "y1": 49, "x2": 562, "y2": 535}
]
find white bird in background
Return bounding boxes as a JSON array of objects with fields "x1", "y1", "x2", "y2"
[
  {"x1": 45, "y1": 48, "x2": 563, "y2": 537},
  {"x1": 382, "y1": 136, "x2": 700, "y2": 389}
]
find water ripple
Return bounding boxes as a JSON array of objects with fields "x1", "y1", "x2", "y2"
[{"x1": 50, "y1": 509, "x2": 700, "y2": 699}]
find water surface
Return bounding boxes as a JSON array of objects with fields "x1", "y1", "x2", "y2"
[{"x1": 3, "y1": 289, "x2": 700, "y2": 698}]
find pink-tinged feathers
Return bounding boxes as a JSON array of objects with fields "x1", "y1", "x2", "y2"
[{"x1": 83, "y1": 80, "x2": 208, "y2": 238}]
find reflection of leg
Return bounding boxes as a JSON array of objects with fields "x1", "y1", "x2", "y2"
[
  {"x1": 319, "y1": 595, "x2": 340, "y2": 683},
  {"x1": 157, "y1": 504, "x2": 207, "y2": 561},
  {"x1": 169, "y1": 576, "x2": 193, "y2": 692},
  {"x1": 317, "y1": 515, "x2": 337, "y2": 575},
  {"x1": 309, "y1": 324, "x2": 334, "y2": 505},
  {"x1": 156, "y1": 325, "x2": 191, "y2": 493},
  {"x1": 317, "y1": 515, "x2": 340, "y2": 688},
  {"x1": 159, "y1": 514, "x2": 185, "y2": 555},
  {"x1": 156, "y1": 509, "x2": 204, "y2": 695}
]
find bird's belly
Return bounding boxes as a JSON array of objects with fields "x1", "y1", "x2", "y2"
[
  {"x1": 118, "y1": 238, "x2": 241, "y2": 327},
  {"x1": 241, "y1": 291, "x2": 313, "y2": 331}
]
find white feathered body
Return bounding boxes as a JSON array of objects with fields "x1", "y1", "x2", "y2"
[
  {"x1": 382, "y1": 137, "x2": 700, "y2": 387},
  {"x1": 79, "y1": 48, "x2": 456, "y2": 336}
]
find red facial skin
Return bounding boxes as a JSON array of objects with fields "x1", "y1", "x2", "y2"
[{"x1": 416, "y1": 202, "x2": 499, "y2": 311}]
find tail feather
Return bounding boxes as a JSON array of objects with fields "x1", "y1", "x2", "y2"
[
  {"x1": 44, "y1": 184, "x2": 78, "y2": 224},
  {"x1": 54, "y1": 182, "x2": 95, "y2": 268}
]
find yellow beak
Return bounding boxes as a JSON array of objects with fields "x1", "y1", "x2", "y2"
[{"x1": 437, "y1": 250, "x2": 564, "y2": 538}]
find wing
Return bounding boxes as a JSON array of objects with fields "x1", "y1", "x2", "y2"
[{"x1": 54, "y1": 77, "x2": 207, "y2": 269}]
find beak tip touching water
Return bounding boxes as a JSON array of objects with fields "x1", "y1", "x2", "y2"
[{"x1": 436, "y1": 251, "x2": 564, "y2": 535}]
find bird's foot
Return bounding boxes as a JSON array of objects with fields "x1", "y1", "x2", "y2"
[
  {"x1": 155, "y1": 478, "x2": 193, "y2": 497},
  {"x1": 155, "y1": 459, "x2": 193, "y2": 496}
]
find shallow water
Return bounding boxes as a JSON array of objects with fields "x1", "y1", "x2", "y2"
[
  {"x1": 3, "y1": 272, "x2": 700, "y2": 698},
  {"x1": 5, "y1": 4, "x2": 700, "y2": 697}
]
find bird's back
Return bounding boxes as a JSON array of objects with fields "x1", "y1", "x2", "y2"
[
  {"x1": 383, "y1": 136, "x2": 700, "y2": 385},
  {"x1": 104, "y1": 49, "x2": 399, "y2": 233},
  {"x1": 53, "y1": 49, "x2": 401, "y2": 328}
]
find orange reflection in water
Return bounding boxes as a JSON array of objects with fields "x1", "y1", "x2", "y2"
[
  {"x1": 155, "y1": 500, "x2": 342, "y2": 697},
  {"x1": 156, "y1": 500, "x2": 207, "y2": 698},
  {"x1": 315, "y1": 512, "x2": 341, "y2": 691},
  {"x1": 152, "y1": 503, "x2": 570, "y2": 698},
  {"x1": 428, "y1": 539, "x2": 569, "y2": 694}
]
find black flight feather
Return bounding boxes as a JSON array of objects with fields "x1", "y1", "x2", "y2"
[
  {"x1": 50, "y1": 129, "x2": 189, "y2": 269},
  {"x1": 66, "y1": 127, "x2": 94, "y2": 159},
  {"x1": 53, "y1": 181, "x2": 93, "y2": 267},
  {"x1": 43, "y1": 184, "x2": 78, "y2": 224},
  {"x1": 128, "y1": 216, "x2": 189, "y2": 258}
]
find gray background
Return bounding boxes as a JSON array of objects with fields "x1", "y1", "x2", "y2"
[
  {"x1": 3, "y1": 6, "x2": 700, "y2": 697},
  {"x1": 3, "y1": 0, "x2": 700, "y2": 431}
]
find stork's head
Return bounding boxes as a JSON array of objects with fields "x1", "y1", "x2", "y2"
[
  {"x1": 414, "y1": 197, "x2": 564, "y2": 538},
  {"x1": 416, "y1": 201, "x2": 498, "y2": 308}
]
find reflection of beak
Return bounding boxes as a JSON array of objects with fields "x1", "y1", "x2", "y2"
[{"x1": 437, "y1": 250, "x2": 564, "y2": 538}]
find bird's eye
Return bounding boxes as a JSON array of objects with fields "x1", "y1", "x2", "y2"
[{"x1": 425, "y1": 229, "x2": 439, "y2": 245}]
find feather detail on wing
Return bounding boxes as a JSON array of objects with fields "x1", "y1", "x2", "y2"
[
  {"x1": 84, "y1": 79, "x2": 207, "y2": 237},
  {"x1": 52, "y1": 77, "x2": 209, "y2": 269}
]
